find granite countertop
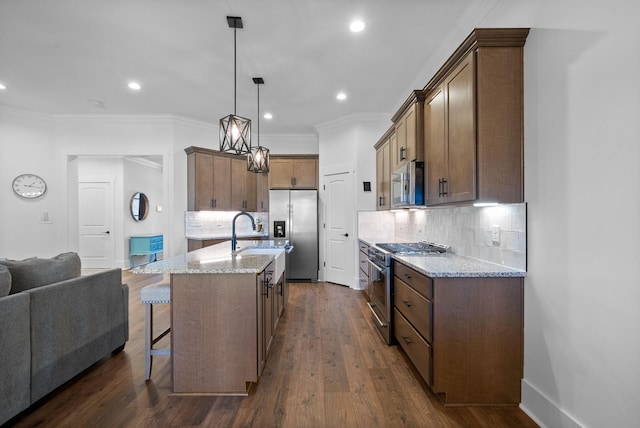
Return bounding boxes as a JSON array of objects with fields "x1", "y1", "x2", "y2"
[
  {"x1": 358, "y1": 237, "x2": 525, "y2": 278},
  {"x1": 393, "y1": 253, "x2": 526, "y2": 278},
  {"x1": 132, "y1": 240, "x2": 288, "y2": 275}
]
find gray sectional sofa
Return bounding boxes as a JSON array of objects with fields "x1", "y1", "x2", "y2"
[{"x1": 0, "y1": 252, "x2": 129, "y2": 425}]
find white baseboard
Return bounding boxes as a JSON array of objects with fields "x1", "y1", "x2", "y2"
[{"x1": 520, "y1": 379, "x2": 583, "y2": 428}]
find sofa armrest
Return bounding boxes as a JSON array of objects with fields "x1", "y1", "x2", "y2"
[
  {"x1": 0, "y1": 293, "x2": 31, "y2": 425},
  {"x1": 27, "y1": 268, "x2": 128, "y2": 403}
]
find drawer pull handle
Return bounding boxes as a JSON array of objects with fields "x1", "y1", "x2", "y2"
[
  {"x1": 403, "y1": 273, "x2": 412, "y2": 279},
  {"x1": 401, "y1": 336, "x2": 412, "y2": 345},
  {"x1": 403, "y1": 300, "x2": 413, "y2": 308}
]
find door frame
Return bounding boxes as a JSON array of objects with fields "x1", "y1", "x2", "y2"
[
  {"x1": 320, "y1": 162, "x2": 356, "y2": 287},
  {"x1": 77, "y1": 176, "x2": 116, "y2": 269}
]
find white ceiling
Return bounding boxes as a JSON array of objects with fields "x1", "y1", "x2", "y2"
[{"x1": 0, "y1": 0, "x2": 477, "y2": 136}]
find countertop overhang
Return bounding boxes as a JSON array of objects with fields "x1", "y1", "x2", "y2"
[{"x1": 132, "y1": 240, "x2": 288, "y2": 275}]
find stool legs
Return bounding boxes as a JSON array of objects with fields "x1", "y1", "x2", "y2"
[
  {"x1": 145, "y1": 303, "x2": 153, "y2": 380},
  {"x1": 144, "y1": 301, "x2": 171, "y2": 381}
]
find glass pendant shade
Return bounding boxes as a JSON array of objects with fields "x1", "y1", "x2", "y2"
[
  {"x1": 219, "y1": 114, "x2": 251, "y2": 155},
  {"x1": 247, "y1": 145, "x2": 270, "y2": 173}
]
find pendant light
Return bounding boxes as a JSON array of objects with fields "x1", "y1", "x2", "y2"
[
  {"x1": 219, "y1": 16, "x2": 251, "y2": 155},
  {"x1": 247, "y1": 77, "x2": 270, "y2": 173}
]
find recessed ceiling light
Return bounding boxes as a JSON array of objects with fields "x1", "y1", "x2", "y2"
[
  {"x1": 336, "y1": 92, "x2": 347, "y2": 101},
  {"x1": 0, "y1": 83, "x2": 6, "y2": 90},
  {"x1": 263, "y1": 113, "x2": 273, "y2": 120},
  {"x1": 349, "y1": 20, "x2": 365, "y2": 32},
  {"x1": 128, "y1": 81, "x2": 142, "y2": 90}
]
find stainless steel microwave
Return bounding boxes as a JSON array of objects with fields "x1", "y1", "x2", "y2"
[{"x1": 391, "y1": 160, "x2": 425, "y2": 208}]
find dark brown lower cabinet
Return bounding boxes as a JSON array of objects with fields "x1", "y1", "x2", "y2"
[{"x1": 393, "y1": 260, "x2": 524, "y2": 406}]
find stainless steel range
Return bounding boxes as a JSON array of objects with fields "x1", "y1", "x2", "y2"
[{"x1": 366, "y1": 241, "x2": 448, "y2": 344}]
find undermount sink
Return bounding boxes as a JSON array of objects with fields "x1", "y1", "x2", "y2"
[{"x1": 238, "y1": 247, "x2": 286, "y2": 281}]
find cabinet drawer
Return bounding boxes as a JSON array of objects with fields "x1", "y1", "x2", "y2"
[
  {"x1": 394, "y1": 278, "x2": 432, "y2": 343},
  {"x1": 358, "y1": 249, "x2": 369, "y2": 272},
  {"x1": 359, "y1": 241, "x2": 369, "y2": 253},
  {"x1": 394, "y1": 308, "x2": 432, "y2": 386},
  {"x1": 394, "y1": 261, "x2": 432, "y2": 299}
]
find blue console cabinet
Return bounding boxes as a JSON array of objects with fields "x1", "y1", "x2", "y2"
[{"x1": 129, "y1": 234, "x2": 163, "y2": 267}]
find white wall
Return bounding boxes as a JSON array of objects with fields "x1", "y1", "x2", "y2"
[
  {"x1": 0, "y1": 108, "x2": 60, "y2": 259},
  {"x1": 0, "y1": 112, "x2": 206, "y2": 262},
  {"x1": 316, "y1": 113, "x2": 389, "y2": 286},
  {"x1": 479, "y1": 1, "x2": 640, "y2": 427},
  {"x1": 260, "y1": 134, "x2": 318, "y2": 155}
]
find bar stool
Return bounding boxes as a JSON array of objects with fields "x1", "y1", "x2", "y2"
[{"x1": 140, "y1": 282, "x2": 171, "y2": 380}]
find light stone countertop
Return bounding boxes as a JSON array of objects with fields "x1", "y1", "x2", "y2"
[
  {"x1": 393, "y1": 253, "x2": 526, "y2": 278},
  {"x1": 358, "y1": 237, "x2": 525, "y2": 278},
  {"x1": 132, "y1": 240, "x2": 288, "y2": 275}
]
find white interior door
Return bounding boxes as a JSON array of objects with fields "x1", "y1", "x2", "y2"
[
  {"x1": 324, "y1": 171, "x2": 354, "y2": 286},
  {"x1": 78, "y1": 180, "x2": 114, "y2": 269}
]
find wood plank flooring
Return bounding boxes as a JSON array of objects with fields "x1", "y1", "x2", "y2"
[{"x1": 8, "y1": 270, "x2": 538, "y2": 427}]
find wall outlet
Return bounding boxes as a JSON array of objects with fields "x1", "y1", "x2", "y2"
[{"x1": 491, "y1": 225, "x2": 500, "y2": 244}]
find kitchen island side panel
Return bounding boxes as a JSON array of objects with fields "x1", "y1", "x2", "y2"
[{"x1": 171, "y1": 273, "x2": 258, "y2": 395}]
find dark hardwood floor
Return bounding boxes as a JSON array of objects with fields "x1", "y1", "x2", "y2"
[{"x1": 8, "y1": 270, "x2": 538, "y2": 427}]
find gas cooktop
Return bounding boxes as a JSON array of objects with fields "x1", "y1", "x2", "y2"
[{"x1": 375, "y1": 241, "x2": 449, "y2": 255}]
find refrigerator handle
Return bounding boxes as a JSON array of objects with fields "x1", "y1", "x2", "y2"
[{"x1": 288, "y1": 203, "x2": 293, "y2": 241}]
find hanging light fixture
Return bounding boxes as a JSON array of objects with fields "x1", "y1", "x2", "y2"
[
  {"x1": 247, "y1": 77, "x2": 270, "y2": 173},
  {"x1": 219, "y1": 16, "x2": 251, "y2": 155}
]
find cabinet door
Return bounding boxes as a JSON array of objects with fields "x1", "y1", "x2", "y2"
[
  {"x1": 424, "y1": 86, "x2": 447, "y2": 205},
  {"x1": 376, "y1": 140, "x2": 390, "y2": 210},
  {"x1": 445, "y1": 52, "x2": 476, "y2": 203},
  {"x1": 231, "y1": 157, "x2": 257, "y2": 211},
  {"x1": 256, "y1": 172, "x2": 269, "y2": 212},
  {"x1": 212, "y1": 156, "x2": 232, "y2": 210},
  {"x1": 293, "y1": 159, "x2": 317, "y2": 188},
  {"x1": 404, "y1": 106, "x2": 417, "y2": 163},
  {"x1": 393, "y1": 104, "x2": 419, "y2": 169},
  {"x1": 244, "y1": 165, "x2": 257, "y2": 211},
  {"x1": 193, "y1": 152, "x2": 215, "y2": 210},
  {"x1": 393, "y1": 117, "x2": 405, "y2": 170},
  {"x1": 231, "y1": 158, "x2": 245, "y2": 210},
  {"x1": 269, "y1": 159, "x2": 294, "y2": 188}
]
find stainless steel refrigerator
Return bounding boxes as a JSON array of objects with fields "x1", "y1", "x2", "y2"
[{"x1": 269, "y1": 189, "x2": 318, "y2": 281}]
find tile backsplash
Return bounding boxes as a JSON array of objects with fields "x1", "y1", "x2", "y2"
[
  {"x1": 358, "y1": 203, "x2": 526, "y2": 270},
  {"x1": 185, "y1": 211, "x2": 269, "y2": 239}
]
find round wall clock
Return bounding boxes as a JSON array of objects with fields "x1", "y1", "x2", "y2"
[{"x1": 12, "y1": 173, "x2": 47, "y2": 199}]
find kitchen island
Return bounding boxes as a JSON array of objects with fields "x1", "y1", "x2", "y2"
[{"x1": 133, "y1": 240, "x2": 288, "y2": 395}]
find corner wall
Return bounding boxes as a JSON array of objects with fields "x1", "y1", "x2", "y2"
[{"x1": 480, "y1": 1, "x2": 640, "y2": 427}]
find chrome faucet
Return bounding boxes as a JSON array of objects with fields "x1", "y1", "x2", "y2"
[{"x1": 231, "y1": 211, "x2": 256, "y2": 252}]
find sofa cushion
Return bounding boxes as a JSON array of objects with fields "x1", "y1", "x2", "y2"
[
  {"x1": 0, "y1": 252, "x2": 81, "y2": 294},
  {"x1": 0, "y1": 265, "x2": 10, "y2": 297}
]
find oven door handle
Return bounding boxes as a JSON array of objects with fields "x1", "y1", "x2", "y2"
[
  {"x1": 367, "y1": 302, "x2": 387, "y2": 328},
  {"x1": 366, "y1": 258, "x2": 386, "y2": 273}
]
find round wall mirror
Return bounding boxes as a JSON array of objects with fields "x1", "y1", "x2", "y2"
[{"x1": 130, "y1": 192, "x2": 149, "y2": 221}]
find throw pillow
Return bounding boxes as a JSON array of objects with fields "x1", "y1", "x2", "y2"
[
  {"x1": 0, "y1": 265, "x2": 10, "y2": 297},
  {"x1": 0, "y1": 252, "x2": 81, "y2": 294}
]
